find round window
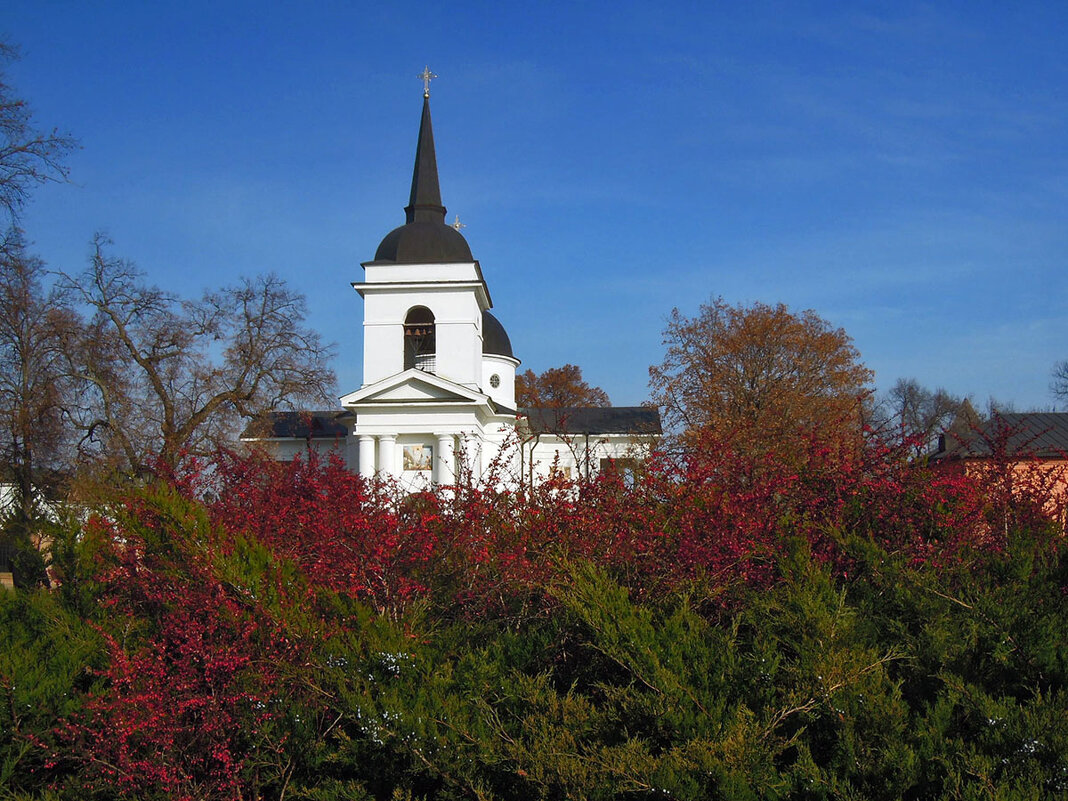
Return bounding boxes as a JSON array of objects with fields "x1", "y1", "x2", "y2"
[{"x1": 489, "y1": 373, "x2": 501, "y2": 388}]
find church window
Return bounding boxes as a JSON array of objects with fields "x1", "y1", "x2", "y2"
[
  {"x1": 404, "y1": 306, "x2": 436, "y2": 372},
  {"x1": 489, "y1": 373, "x2": 500, "y2": 389},
  {"x1": 600, "y1": 457, "x2": 639, "y2": 487}
]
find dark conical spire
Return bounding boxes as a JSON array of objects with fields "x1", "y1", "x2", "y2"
[
  {"x1": 372, "y1": 80, "x2": 473, "y2": 264},
  {"x1": 405, "y1": 95, "x2": 446, "y2": 224}
]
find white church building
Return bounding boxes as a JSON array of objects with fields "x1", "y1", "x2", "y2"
[{"x1": 250, "y1": 79, "x2": 660, "y2": 488}]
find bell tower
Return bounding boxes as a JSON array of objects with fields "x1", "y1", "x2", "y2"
[
  {"x1": 354, "y1": 87, "x2": 490, "y2": 390},
  {"x1": 344, "y1": 71, "x2": 520, "y2": 483}
]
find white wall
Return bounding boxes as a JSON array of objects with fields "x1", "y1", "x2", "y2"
[
  {"x1": 524, "y1": 434, "x2": 657, "y2": 483},
  {"x1": 482, "y1": 354, "x2": 520, "y2": 409},
  {"x1": 267, "y1": 437, "x2": 358, "y2": 470},
  {"x1": 357, "y1": 260, "x2": 489, "y2": 388}
]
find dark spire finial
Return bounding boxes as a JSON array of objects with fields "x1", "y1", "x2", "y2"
[{"x1": 404, "y1": 81, "x2": 446, "y2": 224}]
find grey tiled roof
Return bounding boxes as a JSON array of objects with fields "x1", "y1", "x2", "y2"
[
  {"x1": 246, "y1": 406, "x2": 661, "y2": 441},
  {"x1": 247, "y1": 410, "x2": 355, "y2": 440},
  {"x1": 520, "y1": 406, "x2": 662, "y2": 436},
  {"x1": 931, "y1": 412, "x2": 1068, "y2": 461}
]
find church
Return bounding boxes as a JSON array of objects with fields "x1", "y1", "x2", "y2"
[{"x1": 251, "y1": 75, "x2": 660, "y2": 488}]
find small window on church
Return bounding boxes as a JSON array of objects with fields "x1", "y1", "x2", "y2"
[
  {"x1": 600, "y1": 458, "x2": 639, "y2": 487},
  {"x1": 489, "y1": 373, "x2": 500, "y2": 389},
  {"x1": 404, "y1": 306, "x2": 435, "y2": 372}
]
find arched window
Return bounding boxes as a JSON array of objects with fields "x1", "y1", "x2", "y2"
[{"x1": 404, "y1": 306, "x2": 435, "y2": 372}]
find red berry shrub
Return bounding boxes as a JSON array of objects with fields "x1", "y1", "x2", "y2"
[
  {"x1": 57, "y1": 485, "x2": 320, "y2": 800},
  {"x1": 49, "y1": 425, "x2": 1063, "y2": 799}
]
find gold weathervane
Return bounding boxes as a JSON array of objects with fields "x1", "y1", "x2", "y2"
[{"x1": 418, "y1": 66, "x2": 437, "y2": 98}]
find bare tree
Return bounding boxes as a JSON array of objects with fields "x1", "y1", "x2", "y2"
[
  {"x1": 0, "y1": 42, "x2": 75, "y2": 221},
  {"x1": 1051, "y1": 361, "x2": 1068, "y2": 409},
  {"x1": 881, "y1": 378, "x2": 967, "y2": 455},
  {"x1": 0, "y1": 230, "x2": 77, "y2": 523},
  {"x1": 60, "y1": 235, "x2": 337, "y2": 473}
]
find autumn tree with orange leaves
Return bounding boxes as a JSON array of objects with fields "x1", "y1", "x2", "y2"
[
  {"x1": 516, "y1": 363, "x2": 610, "y2": 408},
  {"x1": 649, "y1": 297, "x2": 873, "y2": 459}
]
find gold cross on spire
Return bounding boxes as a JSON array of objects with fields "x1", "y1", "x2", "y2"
[
  {"x1": 451, "y1": 214, "x2": 466, "y2": 231},
  {"x1": 418, "y1": 66, "x2": 437, "y2": 98}
]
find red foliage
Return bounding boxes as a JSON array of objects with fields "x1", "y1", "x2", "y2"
[
  {"x1": 209, "y1": 453, "x2": 442, "y2": 610},
  {"x1": 56, "y1": 488, "x2": 315, "y2": 800},
  {"x1": 203, "y1": 431, "x2": 999, "y2": 613},
  {"x1": 52, "y1": 425, "x2": 1065, "y2": 797}
]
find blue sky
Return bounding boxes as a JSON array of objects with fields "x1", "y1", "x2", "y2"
[{"x1": 6, "y1": 1, "x2": 1067, "y2": 409}]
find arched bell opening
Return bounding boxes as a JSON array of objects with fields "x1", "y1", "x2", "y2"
[{"x1": 404, "y1": 306, "x2": 436, "y2": 372}]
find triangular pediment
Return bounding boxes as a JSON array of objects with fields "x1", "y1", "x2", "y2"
[{"x1": 340, "y1": 369, "x2": 488, "y2": 408}]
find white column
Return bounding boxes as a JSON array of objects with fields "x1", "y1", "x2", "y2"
[
  {"x1": 358, "y1": 435, "x2": 376, "y2": 478},
  {"x1": 378, "y1": 434, "x2": 396, "y2": 477},
  {"x1": 436, "y1": 434, "x2": 455, "y2": 485}
]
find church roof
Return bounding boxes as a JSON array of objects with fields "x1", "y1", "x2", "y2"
[
  {"x1": 482, "y1": 310, "x2": 514, "y2": 358},
  {"x1": 245, "y1": 410, "x2": 355, "y2": 440},
  {"x1": 372, "y1": 95, "x2": 474, "y2": 264},
  {"x1": 521, "y1": 407, "x2": 662, "y2": 436}
]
